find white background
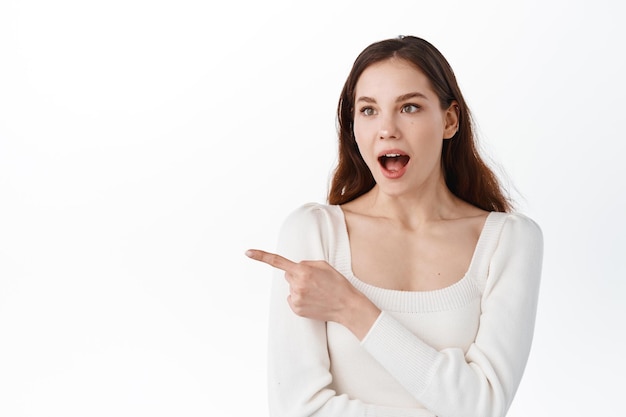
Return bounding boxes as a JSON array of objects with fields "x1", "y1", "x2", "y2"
[{"x1": 1, "y1": 0, "x2": 624, "y2": 416}]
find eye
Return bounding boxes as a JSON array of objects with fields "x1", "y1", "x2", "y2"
[
  {"x1": 401, "y1": 103, "x2": 420, "y2": 113},
  {"x1": 359, "y1": 107, "x2": 376, "y2": 116}
]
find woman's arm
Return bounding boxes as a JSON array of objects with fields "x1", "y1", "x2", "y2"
[
  {"x1": 360, "y1": 214, "x2": 543, "y2": 417},
  {"x1": 258, "y1": 204, "x2": 431, "y2": 417}
]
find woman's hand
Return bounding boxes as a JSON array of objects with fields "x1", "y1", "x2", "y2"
[{"x1": 246, "y1": 249, "x2": 380, "y2": 340}]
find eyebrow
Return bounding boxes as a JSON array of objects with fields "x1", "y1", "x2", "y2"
[
  {"x1": 396, "y1": 92, "x2": 428, "y2": 102},
  {"x1": 355, "y1": 92, "x2": 428, "y2": 103}
]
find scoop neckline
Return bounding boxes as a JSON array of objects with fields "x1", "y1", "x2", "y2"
[{"x1": 332, "y1": 206, "x2": 497, "y2": 295}]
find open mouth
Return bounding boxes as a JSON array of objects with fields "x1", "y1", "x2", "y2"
[{"x1": 378, "y1": 153, "x2": 410, "y2": 173}]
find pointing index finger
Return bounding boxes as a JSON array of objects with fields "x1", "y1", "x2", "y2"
[{"x1": 245, "y1": 249, "x2": 297, "y2": 272}]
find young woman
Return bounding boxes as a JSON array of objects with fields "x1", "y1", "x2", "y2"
[{"x1": 246, "y1": 35, "x2": 543, "y2": 417}]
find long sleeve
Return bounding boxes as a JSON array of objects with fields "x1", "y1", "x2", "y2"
[
  {"x1": 360, "y1": 213, "x2": 543, "y2": 417},
  {"x1": 267, "y1": 204, "x2": 433, "y2": 417}
]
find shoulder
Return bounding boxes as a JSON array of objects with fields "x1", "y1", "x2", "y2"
[
  {"x1": 473, "y1": 212, "x2": 543, "y2": 295},
  {"x1": 277, "y1": 202, "x2": 343, "y2": 262},
  {"x1": 283, "y1": 202, "x2": 336, "y2": 222},
  {"x1": 280, "y1": 202, "x2": 342, "y2": 233},
  {"x1": 498, "y1": 212, "x2": 543, "y2": 245},
  {"x1": 486, "y1": 212, "x2": 543, "y2": 268}
]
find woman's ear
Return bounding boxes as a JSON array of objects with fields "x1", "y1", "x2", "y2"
[{"x1": 443, "y1": 101, "x2": 460, "y2": 139}]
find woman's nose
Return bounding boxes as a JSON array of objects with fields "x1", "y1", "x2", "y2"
[{"x1": 378, "y1": 114, "x2": 399, "y2": 140}]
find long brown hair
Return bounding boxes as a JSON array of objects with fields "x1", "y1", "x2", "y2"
[{"x1": 328, "y1": 36, "x2": 511, "y2": 212}]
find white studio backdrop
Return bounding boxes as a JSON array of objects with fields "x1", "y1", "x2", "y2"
[{"x1": 0, "y1": 0, "x2": 624, "y2": 416}]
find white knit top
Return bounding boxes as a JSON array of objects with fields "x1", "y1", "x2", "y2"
[{"x1": 267, "y1": 203, "x2": 543, "y2": 417}]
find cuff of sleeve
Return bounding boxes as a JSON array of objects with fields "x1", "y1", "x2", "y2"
[{"x1": 360, "y1": 311, "x2": 442, "y2": 398}]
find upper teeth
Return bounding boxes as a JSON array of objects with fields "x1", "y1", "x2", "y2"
[{"x1": 385, "y1": 154, "x2": 401, "y2": 157}]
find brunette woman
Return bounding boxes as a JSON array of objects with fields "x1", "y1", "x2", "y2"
[{"x1": 247, "y1": 35, "x2": 542, "y2": 417}]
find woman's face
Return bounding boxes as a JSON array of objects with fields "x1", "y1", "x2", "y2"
[{"x1": 353, "y1": 58, "x2": 458, "y2": 197}]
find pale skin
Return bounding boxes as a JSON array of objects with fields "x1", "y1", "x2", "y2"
[{"x1": 246, "y1": 58, "x2": 488, "y2": 342}]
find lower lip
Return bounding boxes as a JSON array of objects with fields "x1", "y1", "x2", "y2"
[{"x1": 380, "y1": 162, "x2": 408, "y2": 179}]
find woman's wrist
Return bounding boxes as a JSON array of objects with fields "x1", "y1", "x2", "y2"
[{"x1": 340, "y1": 290, "x2": 381, "y2": 341}]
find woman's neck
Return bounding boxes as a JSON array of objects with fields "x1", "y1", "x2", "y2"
[{"x1": 348, "y1": 183, "x2": 474, "y2": 230}]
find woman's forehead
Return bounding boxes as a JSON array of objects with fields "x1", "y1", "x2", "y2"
[{"x1": 355, "y1": 59, "x2": 433, "y2": 99}]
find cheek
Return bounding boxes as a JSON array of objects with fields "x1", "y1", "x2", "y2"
[
  {"x1": 352, "y1": 126, "x2": 368, "y2": 151},
  {"x1": 352, "y1": 120, "x2": 366, "y2": 140},
  {"x1": 353, "y1": 121, "x2": 375, "y2": 147},
  {"x1": 353, "y1": 136, "x2": 378, "y2": 168}
]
